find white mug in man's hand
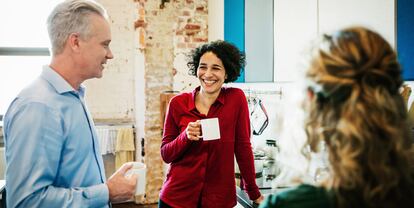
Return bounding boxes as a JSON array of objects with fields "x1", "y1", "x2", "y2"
[
  {"x1": 200, "y1": 118, "x2": 221, "y2": 141},
  {"x1": 125, "y1": 162, "x2": 146, "y2": 195}
]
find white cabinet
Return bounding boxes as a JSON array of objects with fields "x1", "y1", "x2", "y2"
[
  {"x1": 274, "y1": 0, "x2": 395, "y2": 82},
  {"x1": 318, "y1": 0, "x2": 395, "y2": 47},
  {"x1": 274, "y1": 0, "x2": 318, "y2": 82}
]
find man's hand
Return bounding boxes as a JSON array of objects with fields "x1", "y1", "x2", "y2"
[{"x1": 106, "y1": 162, "x2": 138, "y2": 203}]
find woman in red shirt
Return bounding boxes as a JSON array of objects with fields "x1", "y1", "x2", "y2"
[{"x1": 159, "y1": 40, "x2": 264, "y2": 207}]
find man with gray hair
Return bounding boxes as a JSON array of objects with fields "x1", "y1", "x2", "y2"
[{"x1": 3, "y1": 0, "x2": 137, "y2": 207}]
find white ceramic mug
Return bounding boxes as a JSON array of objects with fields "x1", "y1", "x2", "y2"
[
  {"x1": 125, "y1": 162, "x2": 146, "y2": 195},
  {"x1": 200, "y1": 118, "x2": 221, "y2": 141}
]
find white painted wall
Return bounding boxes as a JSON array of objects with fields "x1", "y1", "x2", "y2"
[
  {"x1": 85, "y1": 0, "x2": 138, "y2": 121},
  {"x1": 208, "y1": 0, "x2": 224, "y2": 41},
  {"x1": 318, "y1": 0, "x2": 395, "y2": 47}
]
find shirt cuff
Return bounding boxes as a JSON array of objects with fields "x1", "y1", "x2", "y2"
[
  {"x1": 247, "y1": 187, "x2": 261, "y2": 201},
  {"x1": 179, "y1": 129, "x2": 192, "y2": 144},
  {"x1": 83, "y1": 183, "x2": 109, "y2": 208}
]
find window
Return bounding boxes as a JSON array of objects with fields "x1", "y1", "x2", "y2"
[{"x1": 0, "y1": 0, "x2": 63, "y2": 117}]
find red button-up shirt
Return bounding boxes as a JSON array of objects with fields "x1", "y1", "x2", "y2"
[{"x1": 160, "y1": 87, "x2": 260, "y2": 208}]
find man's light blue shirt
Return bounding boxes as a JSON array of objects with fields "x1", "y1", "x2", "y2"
[{"x1": 4, "y1": 66, "x2": 109, "y2": 207}]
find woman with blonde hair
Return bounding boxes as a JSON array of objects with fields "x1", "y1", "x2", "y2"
[{"x1": 260, "y1": 27, "x2": 414, "y2": 208}]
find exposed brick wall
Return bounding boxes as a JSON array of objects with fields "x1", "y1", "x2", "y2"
[
  {"x1": 86, "y1": 0, "x2": 208, "y2": 204},
  {"x1": 137, "y1": 0, "x2": 175, "y2": 204},
  {"x1": 173, "y1": 0, "x2": 208, "y2": 92},
  {"x1": 135, "y1": 0, "x2": 208, "y2": 204}
]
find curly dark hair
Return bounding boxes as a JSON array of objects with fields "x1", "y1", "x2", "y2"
[{"x1": 187, "y1": 40, "x2": 246, "y2": 83}]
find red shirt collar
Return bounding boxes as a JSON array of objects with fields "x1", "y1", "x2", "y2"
[{"x1": 189, "y1": 86, "x2": 226, "y2": 111}]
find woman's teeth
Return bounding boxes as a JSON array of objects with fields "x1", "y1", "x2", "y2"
[{"x1": 204, "y1": 80, "x2": 215, "y2": 84}]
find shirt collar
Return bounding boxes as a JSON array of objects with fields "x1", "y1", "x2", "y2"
[
  {"x1": 189, "y1": 86, "x2": 226, "y2": 111},
  {"x1": 41, "y1": 65, "x2": 86, "y2": 98}
]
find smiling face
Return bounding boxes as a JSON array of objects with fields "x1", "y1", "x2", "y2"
[
  {"x1": 78, "y1": 14, "x2": 113, "y2": 79},
  {"x1": 197, "y1": 52, "x2": 227, "y2": 96}
]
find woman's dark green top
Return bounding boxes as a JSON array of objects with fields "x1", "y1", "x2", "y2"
[{"x1": 259, "y1": 184, "x2": 335, "y2": 208}]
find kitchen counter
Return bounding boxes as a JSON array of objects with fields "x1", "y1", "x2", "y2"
[{"x1": 236, "y1": 186, "x2": 291, "y2": 208}]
